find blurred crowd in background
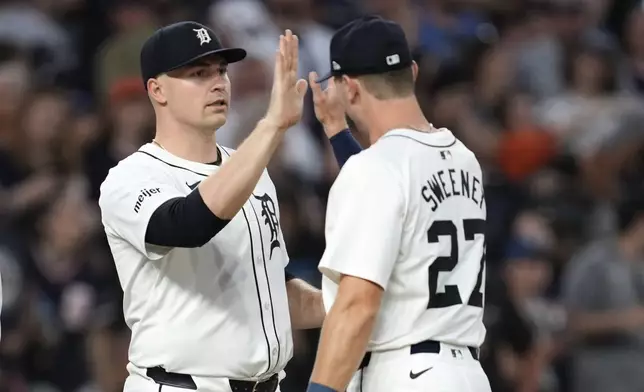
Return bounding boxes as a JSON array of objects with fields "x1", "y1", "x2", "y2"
[{"x1": 0, "y1": 0, "x2": 643, "y2": 391}]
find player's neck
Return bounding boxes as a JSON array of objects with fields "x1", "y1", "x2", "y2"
[
  {"x1": 153, "y1": 117, "x2": 219, "y2": 164},
  {"x1": 364, "y1": 97, "x2": 431, "y2": 144}
]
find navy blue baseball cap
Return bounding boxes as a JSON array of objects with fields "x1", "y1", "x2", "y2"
[
  {"x1": 316, "y1": 15, "x2": 413, "y2": 83},
  {"x1": 140, "y1": 21, "x2": 247, "y2": 88}
]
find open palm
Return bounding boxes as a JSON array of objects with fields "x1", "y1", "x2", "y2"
[
  {"x1": 265, "y1": 30, "x2": 308, "y2": 131},
  {"x1": 308, "y1": 73, "x2": 348, "y2": 137}
]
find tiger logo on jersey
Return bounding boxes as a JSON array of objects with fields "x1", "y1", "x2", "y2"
[{"x1": 253, "y1": 193, "x2": 281, "y2": 258}]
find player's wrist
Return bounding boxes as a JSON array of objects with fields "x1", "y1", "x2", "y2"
[
  {"x1": 323, "y1": 121, "x2": 350, "y2": 138},
  {"x1": 328, "y1": 127, "x2": 351, "y2": 142},
  {"x1": 306, "y1": 382, "x2": 338, "y2": 392},
  {"x1": 260, "y1": 116, "x2": 289, "y2": 133}
]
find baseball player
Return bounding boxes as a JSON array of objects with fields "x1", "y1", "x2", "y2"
[
  {"x1": 305, "y1": 16, "x2": 491, "y2": 392},
  {"x1": 98, "y1": 22, "x2": 325, "y2": 392}
]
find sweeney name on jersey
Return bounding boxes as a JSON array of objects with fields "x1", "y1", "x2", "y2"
[
  {"x1": 421, "y1": 168, "x2": 485, "y2": 212},
  {"x1": 418, "y1": 148, "x2": 487, "y2": 349}
]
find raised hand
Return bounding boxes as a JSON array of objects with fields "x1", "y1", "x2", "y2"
[
  {"x1": 309, "y1": 72, "x2": 349, "y2": 138},
  {"x1": 265, "y1": 30, "x2": 308, "y2": 131}
]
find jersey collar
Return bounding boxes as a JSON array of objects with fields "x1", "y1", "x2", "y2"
[
  {"x1": 381, "y1": 128, "x2": 457, "y2": 148},
  {"x1": 138, "y1": 143, "x2": 227, "y2": 177}
]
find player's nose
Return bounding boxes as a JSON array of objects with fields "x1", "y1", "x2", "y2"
[{"x1": 209, "y1": 80, "x2": 227, "y2": 94}]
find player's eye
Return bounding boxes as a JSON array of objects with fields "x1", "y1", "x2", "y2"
[
  {"x1": 192, "y1": 69, "x2": 207, "y2": 77},
  {"x1": 217, "y1": 67, "x2": 227, "y2": 76}
]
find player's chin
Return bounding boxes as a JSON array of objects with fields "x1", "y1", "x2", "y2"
[{"x1": 203, "y1": 111, "x2": 228, "y2": 130}]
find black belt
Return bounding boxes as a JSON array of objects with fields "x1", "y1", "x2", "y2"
[
  {"x1": 358, "y1": 339, "x2": 479, "y2": 370},
  {"x1": 146, "y1": 367, "x2": 279, "y2": 392}
]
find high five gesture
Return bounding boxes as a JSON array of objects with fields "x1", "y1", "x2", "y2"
[{"x1": 265, "y1": 30, "x2": 309, "y2": 131}]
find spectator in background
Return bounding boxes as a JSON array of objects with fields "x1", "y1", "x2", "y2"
[
  {"x1": 0, "y1": 41, "x2": 31, "y2": 128},
  {"x1": 0, "y1": 42, "x2": 37, "y2": 225},
  {"x1": 620, "y1": 7, "x2": 644, "y2": 95},
  {"x1": 418, "y1": 0, "x2": 491, "y2": 63},
  {"x1": 535, "y1": 38, "x2": 644, "y2": 229},
  {"x1": 515, "y1": 0, "x2": 614, "y2": 101},
  {"x1": 362, "y1": 0, "x2": 421, "y2": 50},
  {"x1": 94, "y1": 0, "x2": 158, "y2": 103},
  {"x1": 22, "y1": 187, "x2": 98, "y2": 391},
  {"x1": 21, "y1": 88, "x2": 71, "y2": 172},
  {"x1": 0, "y1": 185, "x2": 116, "y2": 392},
  {"x1": 562, "y1": 192, "x2": 644, "y2": 392},
  {"x1": 483, "y1": 239, "x2": 540, "y2": 392},
  {"x1": 536, "y1": 41, "x2": 629, "y2": 158},
  {"x1": 497, "y1": 92, "x2": 558, "y2": 184},
  {"x1": 0, "y1": 0, "x2": 77, "y2": 84},
  {"x1": 0, "y1": 231, "x2": 32, "y2": 392},
  {"x1": 483, "y1": 210, "x2": 564, "y2": 392},
  {"x1": 84, "y1": 76, "x2": 154, "y2": 201},
  {"x1": 1, "y1": 87, "x2": 68, "y2": 234}
]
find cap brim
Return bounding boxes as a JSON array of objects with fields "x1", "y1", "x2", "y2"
[
  {"x1": 315, "y1": 71, "x2": 333, "y2": 83},
  {"x1": 167, "y1": 47, "x2": 248, "y2": 73},
  {"x1": 209, "y1": 48, "x2": 248, "y2": 64}
]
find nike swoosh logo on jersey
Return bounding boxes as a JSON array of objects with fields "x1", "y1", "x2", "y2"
[
  {"x1": 186, "y1": 181, "x2": 201, "y2": 190},
  {"x1": 409, "y1": 367, "x2": 433, "y2": 379}
]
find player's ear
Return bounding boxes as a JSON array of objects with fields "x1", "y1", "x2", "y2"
[
  {"x1": 147, "y1": 77, "x2": 167, "y2": 105},
  {"x1": 411, "y1": 61, "x2": 419, "y2": 82},
  {"x1": 343, "y1": 75, "x2": 359, "y2": 105}
]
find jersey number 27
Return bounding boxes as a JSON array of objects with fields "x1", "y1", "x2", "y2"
[{"x1": 426, "y1": 219, "x2": 485, "y2": 309}]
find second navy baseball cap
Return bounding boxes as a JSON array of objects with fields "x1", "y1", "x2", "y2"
[
  {"x1": 140, "y1": 21, "x2": 247, "y2": 88},
  {"x1": 316, "y1": 15, "x2": 413, "y2": 83}
]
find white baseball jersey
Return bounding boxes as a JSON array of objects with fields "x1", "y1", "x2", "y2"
[
  {"x1": 320, "y1": 128, "x2": 487, "y2": 352},
  {"x1": 98, "y1": 143, "x2": 292, "y2": 380}
]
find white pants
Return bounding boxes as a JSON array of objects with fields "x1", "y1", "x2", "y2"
[
  {"x1": 123, "y1": 363, "x2": 283, "y2": 392},
  {"x1": 347, "y1": 342, "x2": 491, "y2": 392}
]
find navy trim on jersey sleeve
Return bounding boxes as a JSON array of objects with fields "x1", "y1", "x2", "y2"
[
  {"x1": 329, "y1": 129, "x2": 362, "y2": 168},
  {"x1": 145, "y1": 189, "x2": 231, "y2": 247},
  {"x1": 285, "y1": 271, "x2": 296, "y2": 282}
]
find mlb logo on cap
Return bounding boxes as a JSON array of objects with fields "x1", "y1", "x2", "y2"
[
  {"x1": 316, "y1": 15, "x2": 413, "y2": 82},
  {"x1": 386, "y1": 54, "x2": 400, "y2": 66}
]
